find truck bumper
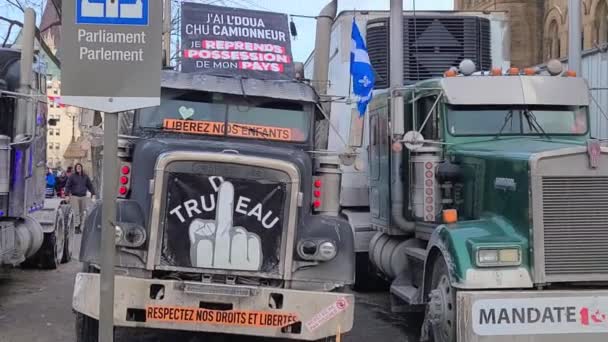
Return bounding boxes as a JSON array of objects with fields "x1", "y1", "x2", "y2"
[
  {"x1": 73, "y1": 273, "x2": 354, "y2": 340},
  {"x1": 458, "y1": 290, "x2": 608, "y2": 342}
]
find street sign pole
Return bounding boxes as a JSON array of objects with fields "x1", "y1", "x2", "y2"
[
  {"x1": 99, "y1": 111, "x2": 118, "y2": 342},
  {"x1": 60, "y1": 1, "x2": 162, "y2": 341}
]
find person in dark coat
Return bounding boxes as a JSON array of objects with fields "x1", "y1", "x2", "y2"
[{"x1": 65, "y1": 163, "x2": 96, "y2": 233}]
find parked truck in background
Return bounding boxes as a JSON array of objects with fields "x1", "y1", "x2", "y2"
[
  {"x1": 305, "y1": 9, "x2": 510, "y2": 274},
  {"x1": 310, "y1": 4, "x2": 608, "y2": 342},
  {"x1": 0, "y1": 13, "x2": 75, "y2": 271}
]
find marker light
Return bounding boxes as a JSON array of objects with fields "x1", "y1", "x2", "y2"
[
  {"x1": 121, "y1": 165, "x2": 130, "y2": 175},
  {"x1": 443, "y1": 209, "x2": 458, "y2": 224},
  {"x1": 119, "y1": 186, "x2": 128, "y2": 195},
  {"x1": 524, "y1": 68, "x2": 537, "y2": 76},
  {"x1": 490, "y1": 67, "x2": 502, "y2": 76},
  {"x1": 565, "y1": 70, "x2": 577, "y2": 77},
  {"x1": 508, "y1": 67, "x2": 520, "y2": 75},
  {"x1": 444, "y1": 68, "x2": 458, "y2": 77}
]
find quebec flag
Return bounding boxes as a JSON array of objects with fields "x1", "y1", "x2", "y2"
[{"x1": 350, "y1": 19, "x2": 375, "y2": 116}]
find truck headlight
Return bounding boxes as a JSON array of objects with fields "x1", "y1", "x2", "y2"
[
  {"x1": 115, "y1": 223, "x2": 147, "y2": 248},
  {"x1": 115, "y1": 225, "x2": 124, "y2": 244},
  {"x1": 297, "y1": 240, "x2": 338, "y2": 261},
  {"x1": 476, "y1": 247, "x2": 521, "y2": 267}
]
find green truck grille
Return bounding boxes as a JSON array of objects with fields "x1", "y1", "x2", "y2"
[{"x1": 542, "y1": 176, "x2": 608, "y2": 275}]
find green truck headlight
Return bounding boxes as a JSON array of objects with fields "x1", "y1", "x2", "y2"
[{"x1": 476, "y1": 247, "x2": 521, "y2": 267}]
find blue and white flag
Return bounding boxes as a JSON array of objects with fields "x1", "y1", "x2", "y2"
[{"x1": 350, "y1": 19, "x2": 375, "y2": 116}]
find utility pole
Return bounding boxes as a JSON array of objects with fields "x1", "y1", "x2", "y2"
[
  {"x1": 568, "y1": 0, "x2": 582, "y2": 75},
  {"x1": 389, "y1": 0, "x2": 405, "y2": 136},
  {"x1": 163, "y1": 0, "x2": 172, "y2": 67}
]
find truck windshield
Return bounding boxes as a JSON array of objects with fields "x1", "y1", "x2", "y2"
[
  {"x1": 447, "y1": 105, "x2": 588, "y2": 136},
  {"x1": 136, "y1": 89, "x2": 310, "y2": 142}
]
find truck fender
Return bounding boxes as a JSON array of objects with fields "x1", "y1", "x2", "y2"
[
  {"x1": 422, "y1": 218, "x2": 533, "y2": 296},
  {"x1": 30, "y1": 199, "x2": 63, "y2": 233},
  {"x1": 340, "y1": 210, "x2": 374, "y2": 253},
  {"x1": 421, "y1": 226, "x2": 457, "y2": 302}
]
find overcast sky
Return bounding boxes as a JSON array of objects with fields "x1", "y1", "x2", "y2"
[{"x1": 1, "y1": 0, "x2": 454, "y2": 61}]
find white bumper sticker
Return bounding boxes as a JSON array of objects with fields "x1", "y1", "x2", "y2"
[{"x1": 473, "y1": 297, "x2": 608, "y2": 336}]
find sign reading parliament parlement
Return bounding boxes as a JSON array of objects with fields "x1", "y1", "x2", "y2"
[
  {"x1": 181, "y1": 2, "x2": 294, "y2": 79},
  {"x1": 61, "y1": 0, "x2": 162, "y2": 113}
]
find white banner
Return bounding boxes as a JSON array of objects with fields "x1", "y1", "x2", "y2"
[{"x1": 473, "y1": 297, "x2": 608, "y2": 336}]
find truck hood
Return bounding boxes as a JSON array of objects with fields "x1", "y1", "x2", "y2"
[{"x1": 448, "y1": 137, "x2": 586, "y2": 160}]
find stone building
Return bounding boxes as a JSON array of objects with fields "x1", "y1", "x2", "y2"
[
  {"x1": 39, "y1": 0, "x2": 92, "y2": 172},
  {"x1": 455, "y1": 0, "x2": 608, "y2": 67}
]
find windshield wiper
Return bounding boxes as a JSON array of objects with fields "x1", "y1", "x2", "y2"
[
  {"x1": 230, "y1": 123, "x2": 271, "y2": 140},
  {"x1": 523, "y1": 110, "x2": 550, "y2": 139},
  {"x1": 494, "y1": 110, "x2": 515, "y2": 139}
]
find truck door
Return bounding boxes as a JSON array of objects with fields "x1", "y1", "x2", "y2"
[{"x1": 368, "y1": 100, "x2": 391, "y2": 228}]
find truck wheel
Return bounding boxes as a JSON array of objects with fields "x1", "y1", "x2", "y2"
[
  {"x1": 61, "y1": 206, "x2": 75, "y2": 263},
  {"x1": 39, "y1": 212, "x2": 65, "y2": 269},
  {"x1": 352, "y1": 252, "x2": 387, "y2": 292},
  {"x1": 75, "y1": 312, "x2": 99, "y2": 342},
  {"x1": 427, "y1": 256, "x2": 456, "y2": 342}
]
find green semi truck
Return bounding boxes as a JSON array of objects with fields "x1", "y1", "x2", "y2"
[
  {"x1": 359, "y1": 62, "x2": 608, "y2": 342},
  {"x1": 309, "y1": 3, "x2": 607, "y2": 340}
]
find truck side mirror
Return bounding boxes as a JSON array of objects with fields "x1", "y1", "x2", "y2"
[{"x1": 348, "y1": 108, "x2": 364, "y2": 148}]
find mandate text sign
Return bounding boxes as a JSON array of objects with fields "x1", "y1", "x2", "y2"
[
  {"x1": 61, "y1": 0, "x2": 162, "y2": 113},
  {"x1": 181, "y1": 2, "x2": 294, "y2": 79}
]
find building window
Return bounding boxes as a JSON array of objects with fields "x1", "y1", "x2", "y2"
[
  {"x1": 56, "y1": 128, "x2": 60, "y2": 136},
  {"x1": 547, "y1": 20, "x2": 561, "y2": 59},
  {"x1": 55, "y1": 142, "x2": 60, "y2": 149},
  {"x1": 596, "y1": 1, "x2": 608, "y2": 44},
  {"x1": 48, "y1": 128, "x2": 54, "y2": 135},
  {"x1": 53, "y1": 89, "x2": 58, "y2": 95}
]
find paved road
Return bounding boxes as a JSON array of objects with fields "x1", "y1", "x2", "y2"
[{"x1": 0, "y1": 235, "x2": 419, "y2": 342}]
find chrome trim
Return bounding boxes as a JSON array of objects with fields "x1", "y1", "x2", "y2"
[
  {"x1": 529, "y1": 146, "x2": 608, "y2": 284},
  {"x1": 146, "y1": 151, "x2": 300, "y2": 282}
]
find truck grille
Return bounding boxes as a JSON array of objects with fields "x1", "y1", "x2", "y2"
[
  {"x1": 542, "y1": 176, "x2": 608, "y2": 275},
  {"x1": 159, "y1": 161, "x2": 292, "y2": 277}
]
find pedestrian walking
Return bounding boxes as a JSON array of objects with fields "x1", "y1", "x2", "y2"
[{"x1": 65, "y1": 163, "x2": 96, "y2": 233}]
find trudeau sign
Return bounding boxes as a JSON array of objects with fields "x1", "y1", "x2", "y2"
[
  {"x1": 180, "y1": 2, "x2": 294, "y2": 79},
  {"x1": 162, "y1": 173, "x2": 285, "y2": 273}
]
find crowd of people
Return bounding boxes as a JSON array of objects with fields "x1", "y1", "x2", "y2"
[{"x1": 46, "y1": 166, "x2": 72, "y2": 198}]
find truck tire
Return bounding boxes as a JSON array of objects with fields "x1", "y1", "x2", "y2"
[
  {"x1": 61, "y1": 205, "x2": 75, "y2": 263},
  {"x1": 37, "y1": 211, "x2": 65, "y2": 269},
  {"x1": 75, "y1": 312, "x2": 99, "y2": 342},
  {"x1": 352, "y1": 252, "x2": 388, "y2": 292},
  {"x1": 427, "y1": 256, "x2": 456, "y2": 342}
]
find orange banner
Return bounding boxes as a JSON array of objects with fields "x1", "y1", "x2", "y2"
[
  {"x1": 146, "y1": 305, "x2": 298, "y2": 328},
  {"x1": 163, "y1": 119, "x2": 293, "y2": 141}
]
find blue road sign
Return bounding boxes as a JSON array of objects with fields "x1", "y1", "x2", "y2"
[{"x1": 76, "y1": 0, "x2": 149, "y2": 26}]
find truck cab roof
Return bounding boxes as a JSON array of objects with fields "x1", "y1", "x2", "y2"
[
  {"x1": 402, "y1": 76, "x2": 590, "y2": 107},
  {"x1": 161, "y1": 70, "x2": 318, "y2": 104}
]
